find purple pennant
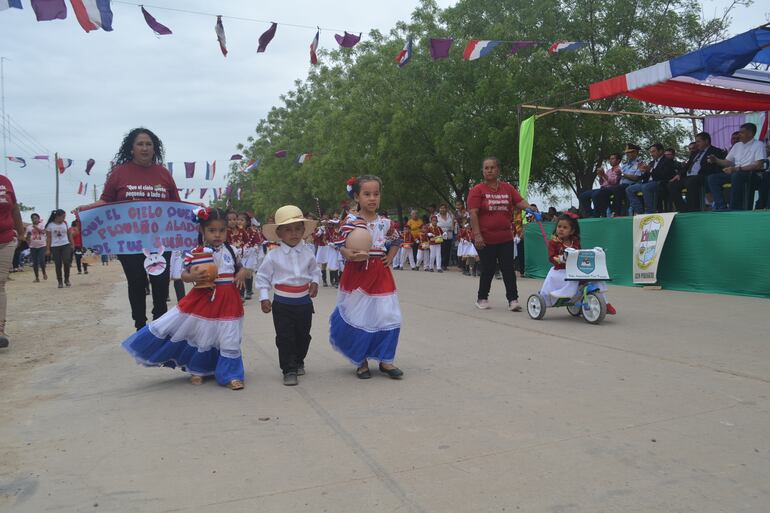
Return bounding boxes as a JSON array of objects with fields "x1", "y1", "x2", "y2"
[
  {"x1": 335, "y1": 31, "x2": 361, "y2": 48},
  {"x1": 85, "y1": 158, "x2": 95, "y2": 175},
  {"x1": 429, "y1": 38, "x2": 453, "y2": 60},
  {"x1": 199, "y1": 188, "x2": 208, "y2": 200},
  {"x1": 141, "y1": 6, "x2": 172, "y2": 36},
  {"x1": 31, "y1": 0, "x2": 67, "y2": 21},
  {"x1": 184, "y1": 162, "x2": 195, "y2": 178},
  {"x1": 258, "y1": 22, "x2": 277, "y2": 53},
  {"x1": 274, "y1": 150, "x2": 288, "y2": 158},
  {"x1": 510, "y1": 41, "x2": 540, "y2": 54},
  {"x1": 225, "y1": 185, "x2": 232, "y2": 198},
  {"x1": 229, "y1": 154, "x2": 243, "y2": 161}
]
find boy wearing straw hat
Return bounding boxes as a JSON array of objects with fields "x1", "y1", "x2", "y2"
[{"x1": 256, "y1": 205, "x2": 321, "y2": 386}]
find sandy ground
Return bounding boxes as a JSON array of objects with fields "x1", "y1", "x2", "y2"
[{"x1": 0, "y1": 263, "x2": 769, "y2": 513}]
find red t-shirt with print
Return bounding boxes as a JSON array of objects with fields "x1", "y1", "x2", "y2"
[
  {"x1": 100, "y1": 162, "x2": 180, "y2": 203},
  {"x1": 0, "y1": 176, "x2": 18, "y2": 244},
  {"x1": 467, "y1": 181, "x2": 523, "y2": 245}
]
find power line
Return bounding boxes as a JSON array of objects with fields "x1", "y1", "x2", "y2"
[
  {"x1": 112, "y1": 1, "x2": 360, "y2": 34},
  {"x1": 6, "y1": 115, "x2": 50, "y2": 154}
]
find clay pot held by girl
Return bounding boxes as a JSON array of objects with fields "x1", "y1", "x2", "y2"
[{"x1": 189, "y1": 252, "x2": 218, "y2": 289}]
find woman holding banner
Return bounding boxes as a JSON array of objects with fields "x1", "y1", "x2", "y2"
[
  {"x1": 76, "y1": 128, "x2": 180, "y2": 330},
  {"x1": 468, "y1": 157, "x2": 534, "y2": 312}
]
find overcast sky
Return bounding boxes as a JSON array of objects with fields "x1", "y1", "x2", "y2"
[{"x1": 0, "y1": 0, "x2": 766, "y2": 218}]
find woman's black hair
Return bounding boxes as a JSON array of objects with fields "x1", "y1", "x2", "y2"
[
  {"x1": 111, "y1": 127, "x2": 165, "y2": 170},
  {"x1": 31, "y1": 212, "x2": 40, "y2": 220},
  {"x1": 46, "y1": 209, "x2": 66, "y2": 227},
  {"x1": 71, "y1": 219, "x2": 80, "y2": 227},
  {"x1": 552, "y1": 213, "x2": 580, "y2": 238},
  {"x1": 197, "y1": 208, "x2": 228, "y2": 245}
]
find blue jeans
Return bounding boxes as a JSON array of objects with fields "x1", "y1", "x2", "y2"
[
  {"x1": 626, "y1": 181, "x2": 660, "y2": 214},
  {"x1": 708, "y1": 171, "x2": 759, "y2": 210}
]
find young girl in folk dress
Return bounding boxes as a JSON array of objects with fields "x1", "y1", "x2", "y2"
[
  {"x1": 121, "y1": 207, "x2": 253, "y2": 390},
  {"x1": 539, "y1": 214, "x2": 616, "y2": 314},
  {"x1": 329, "y1": 175, "x2": 404, "y2": 379}
]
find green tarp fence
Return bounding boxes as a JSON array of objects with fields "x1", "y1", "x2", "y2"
[{"x1": 524, "y1": 211, "x2": 770, "y2": 298}]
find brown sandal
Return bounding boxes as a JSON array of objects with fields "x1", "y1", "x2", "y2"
[
  {"x1": 228, "y1": 379, "x2": 245, "y2": 390},
  {"x1": 190, "y1": 375, "x2": 204, "y2": 385}
]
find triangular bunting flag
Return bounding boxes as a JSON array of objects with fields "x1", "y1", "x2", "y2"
[
  {"x1": 85, "y1": 158, "x2": 95, "y2": 175},
  {"x1": 310, "y1": 29, "x2": 320, "y2": 65},
  {"x1": 395, "y1": 37, "x2": 413, "y2": 68},
  {"x1": 141, "y1": 6, "x2": 172, "y2": 35},
  {"x1": 184, "y1": 162, "x2": 195, "y2": 178},
  {"x1": 258, "y1": 22, "x2": 277, "y2": 53},
  {"x1": 7, "y1": 156, "x2": 26, "y2": 168},
  {"x1": 215, "y1": 15, "x2": 227, "y2": 56},
  {"x1": 31, "y1": 0, "x2": 66, "y2": 21}
]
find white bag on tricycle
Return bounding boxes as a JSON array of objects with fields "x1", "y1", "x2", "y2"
[{"x1": 564, "y1": 247, "x2": 611, "y2": 281}]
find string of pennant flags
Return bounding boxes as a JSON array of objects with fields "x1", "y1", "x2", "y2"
[{"x1": 0, "y1": 1, "x2": 586, "y2": 65}]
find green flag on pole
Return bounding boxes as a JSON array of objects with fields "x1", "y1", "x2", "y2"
[{"x1": 518, "y1": 115, "x2": 535, "y2": 200}]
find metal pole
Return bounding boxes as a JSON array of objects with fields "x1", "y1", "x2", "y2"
[
  {"x1": 54, "y1": 152, "x2": 59, "y2": 209},
  {"x1": 1, "y1": 57, "x2": 7, "y2": 175}
]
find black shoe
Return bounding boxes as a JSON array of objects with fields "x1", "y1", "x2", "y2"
[
  {"x1": 297, "y1": 365, "x2": 305, "y2": 376},
  {"x1": 356, "y1": 366, "x2": 371, "y2": 379},
  {"x1": 323, "y1": 282, "x2": 328, "y2": 287},
  {"x1": 0, "y1": 335, "x2": 9, "y2": 349},
  {"x1": 283, "y1": 372, "x2": 298, "y2": 386},
  {"x1": 378, "y1": 364, "x2": 404, "y2": 379}
]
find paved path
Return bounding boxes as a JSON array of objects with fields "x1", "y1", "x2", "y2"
[{"x1": 1, "y1": 270, "x2": 768, "y2": 512}]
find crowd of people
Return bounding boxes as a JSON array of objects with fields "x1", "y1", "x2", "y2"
[{"x1": 577, "y1": 123, "x2": 770, "y2": 217}]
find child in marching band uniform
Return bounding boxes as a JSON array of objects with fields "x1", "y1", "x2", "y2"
[
  {"x1": 457, "y1": 222, "x2": 479, "y2": 276},
  {"x1": 426, "y1": 215, "x2": 443, "y2": 273},
  {"x1": 325, "y1": 217, "x2": 343, "y2": 287},
  {"x1": 257, "y1": 206, "x2": 321, "y2": 386},
  {"x1": 415, "y1": 225, "x2": 429, "y2": 271},
  {"x1": 330, "y1": 175, "x2": 404, "y2": 380},
  {"x1": 313, "y1": 218, "x2": 330, "y2": 287},
  {"x1": 397, "y1": 227, "x2": 417, "y2": 270},
  {"x1": 122, "y1": 208, "x2": 252, "y2": 390},
  {"x1": 539, "y1": 214, "x2": 616, "y2": 315},
  {"x1": 235, "y1": 212, "x2": 263, "y2": 300}
]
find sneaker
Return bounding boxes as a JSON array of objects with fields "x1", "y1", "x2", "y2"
[
  {"x1": 283, "y1": 372, "x2": 298, "y2": 386},
  {"x1": 0, "y1": 334, "x2": 9, "y2": 349},
  {"x1": 475, "y1": 299, "x2": 490, "y2": 310},
  {"x1": 65, "y1": 282, "x2": 71, "y2": 288},
  {"x1": 58, "y1": 283, "x2": 63, "y2": 289},
  {"x1": 437, "y1": 269, "x2": 443, "y2": 273},
  {"x1": 297, "y1": 366, "x2": 305, "y2": 376},
  {"x1": 508, "y1": 300, "x2": 522, "y2": 312},
  {"x1": 606, "y1": 303, "x2": 617, "y2": 315}
]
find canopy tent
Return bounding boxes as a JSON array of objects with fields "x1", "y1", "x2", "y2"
[{"x1": 589, "y1": 25, "x2": 770, "y2": 110}]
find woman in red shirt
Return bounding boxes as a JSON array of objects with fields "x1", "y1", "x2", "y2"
[
  {"x1": 76, "y1": 128, "x2": 180, "y2": 330},
  {"x1": 0, "y1": 175, "x2": 25, "y2": 349},
  {"x1": 468, "y1": 157, "x2": 534, "y2": 312}
]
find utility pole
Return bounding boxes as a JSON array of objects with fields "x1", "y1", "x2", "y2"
[{"x1": 1, "y1": 57, "x2": 8, "y2": 176}]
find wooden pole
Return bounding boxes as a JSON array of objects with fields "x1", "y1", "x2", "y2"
[{"x1": 520, "y1": 104, "x2": 705, "y2": 121}]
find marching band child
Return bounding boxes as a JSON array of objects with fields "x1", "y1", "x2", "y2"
[
  {"x1": 426, "y1": 215, "x2": 443, "y2": 273},
  {"x1": 397, "y1": 227, "x2": 417, "y2": 270},
  {"x1": 121, "y1": 207, "x2": 252, "y2": 390},
  {"x1": 325, "y1": 217, "x2": 343, "y2": 287},
  {"x1": 330, "y1": 175, "x2": 404, "y2": 380},
  {"x1": 256, "y1": 205, "x2": 321, "y2": 386},
  {"x1": 313, "y1": 218, "x2": 330, "y2": 287},
  {"x1": 416, "y1": 225, "x2": 429, "y2": 271}
]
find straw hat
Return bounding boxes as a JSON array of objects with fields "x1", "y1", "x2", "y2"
[{"x1": 262, "y1": 205, "x2": 318, "y2": 242}]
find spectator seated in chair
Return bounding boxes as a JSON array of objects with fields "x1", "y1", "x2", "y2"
[
  {"x1": 707, "y1": 122, "x2": 768, "y2": 211},
  {"x1": 626, "y1": 143, "x2": 676, "y2": 215},
  {"x1": 668, "y1": 132, "x2": 725, "y2": 212},
  {"x1": 605, "y1": 144, "x2": 643, "y2": 217},
  {"x1": 579, "y1": 153, "x2": 623, "y2": 218}
]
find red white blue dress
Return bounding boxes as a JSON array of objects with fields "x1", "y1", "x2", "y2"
[
  {"x1": 121, "y1": 245, "x2": 245, "y2": 385},
  {"x1": 329, "y1": 214, "x2": 402, "y2": 365}
]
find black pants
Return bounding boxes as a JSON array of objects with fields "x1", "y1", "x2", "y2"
[
  {"x1": 73, "y1": 247, "x2": 89, "y2": 273},
  {"x1": 606, "y1": 184, "x2": 630, "y2": 216},
  {"x1": 669, "y1": 175, "x2": 704, "y2": 212},
  {"x1": 477, "y1": 240, "x2": 518, "y2": 301},
  {"x1": 271, "y1": 300, "x2": 313, "y2": 374},
  {"x1": 440, "y1": 239, "x2": 452, "y2": 268},
  {"x1": 118, "y1": 252, "x2": 171, "y2": 329},
  {"x1": 51, "y1": 244, "x2": 73, "y2": 284}
]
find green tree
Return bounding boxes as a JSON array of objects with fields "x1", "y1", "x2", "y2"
[{"x1": 229, "y1": 0, "x2": 745, "y2": 218}]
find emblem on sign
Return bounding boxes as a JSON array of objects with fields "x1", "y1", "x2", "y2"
[
  {"x1": 576, "y1": 251, "x2": 595, "y2": 274},
  {"x1": 637, "y1": 215, "x2": 664, "y2": 270}
]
